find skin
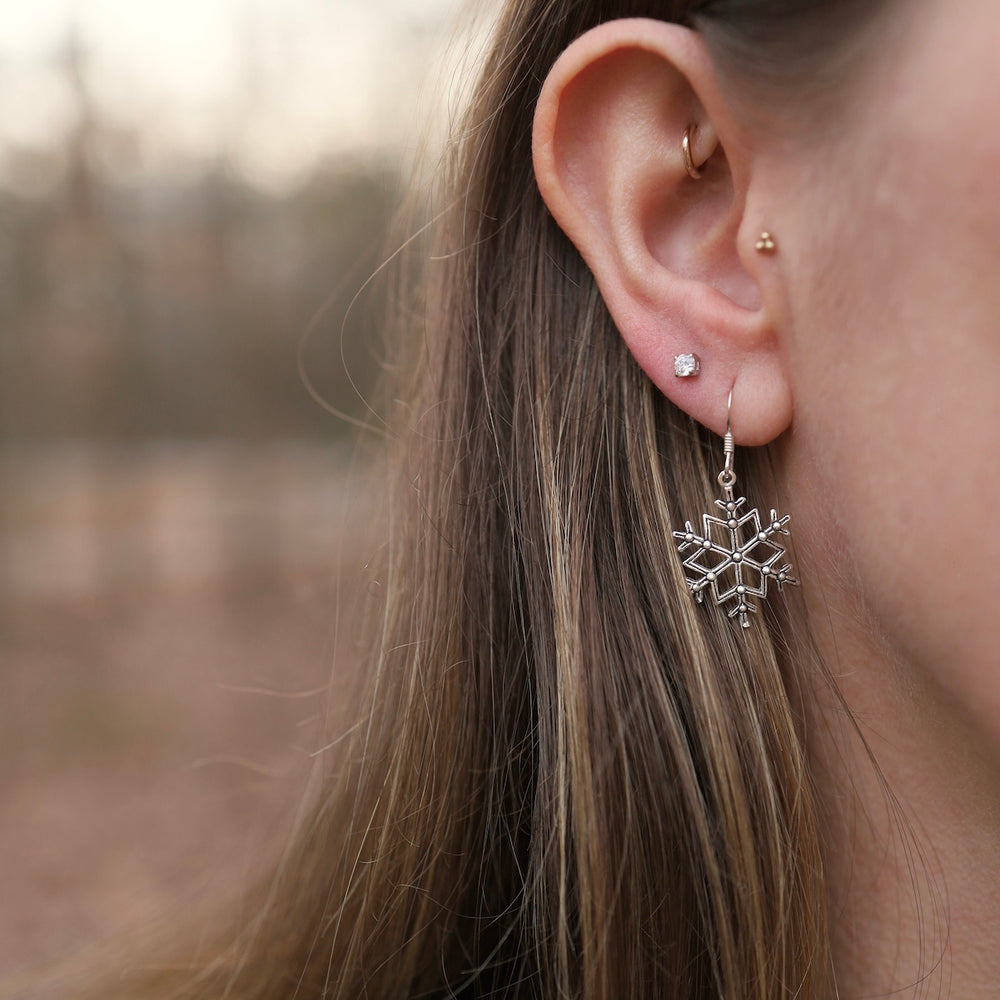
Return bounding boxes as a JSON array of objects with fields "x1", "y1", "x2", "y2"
[{"x1": 532, "y1": 1, "x2": 1000, "y2": 995}]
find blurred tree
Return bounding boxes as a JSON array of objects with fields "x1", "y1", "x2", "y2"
[{"x1": 0, "y1": 25, "x2": 403, "y2": 444}]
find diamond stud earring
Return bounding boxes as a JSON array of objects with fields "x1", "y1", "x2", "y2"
[
  {"x1": 673, "y1": 387, "x2": 798, "y2": 629},
  {"x1": 674, "y1": 353, "x2": 701, "y2": 378}
]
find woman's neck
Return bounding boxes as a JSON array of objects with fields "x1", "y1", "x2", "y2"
[{"x1": 804, "y1": 576, "x2": 1000, "y2": 1000}]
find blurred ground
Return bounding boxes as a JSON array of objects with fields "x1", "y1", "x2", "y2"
[{"x1": 0, "y1": 444, "x2": 379, "y2": 976}]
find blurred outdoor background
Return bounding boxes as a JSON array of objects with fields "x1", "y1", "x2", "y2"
[{"x1": 0, "y1": 0, "x2": 471, "y2": 978}]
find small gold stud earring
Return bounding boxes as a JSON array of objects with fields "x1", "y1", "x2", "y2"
[{"x1": 755, "y1": 232, "x2": 777, "y2": 254}]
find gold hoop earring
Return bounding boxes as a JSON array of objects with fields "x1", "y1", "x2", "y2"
[{"x1": 682, "y1": 125, "x2": 702, "y2": 180}]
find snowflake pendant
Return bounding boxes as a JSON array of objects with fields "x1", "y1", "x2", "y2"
[{"x1": 673, "y1": 485, "x2": 797, "y2": 630}]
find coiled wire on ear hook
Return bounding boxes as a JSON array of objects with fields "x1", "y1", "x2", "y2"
[{"x1": 720, "y1": 386, "x2": 736, "y2": 490}]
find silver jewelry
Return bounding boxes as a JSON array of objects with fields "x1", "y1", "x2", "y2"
[
  {"x1": 674, "y1": 353, "x2": 701, "y2": 378},
  {"x1": 673, "y1": 388, "x2": 797, "y2": 629}
]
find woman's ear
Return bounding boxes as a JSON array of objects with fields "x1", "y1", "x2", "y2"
[{"x1": 532, "y1": 18, "x2": 792, "y2": 444}]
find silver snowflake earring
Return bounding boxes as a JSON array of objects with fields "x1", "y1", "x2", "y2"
[{"x1": 673, "y1": 387, "x2": 798, "y2": 629}]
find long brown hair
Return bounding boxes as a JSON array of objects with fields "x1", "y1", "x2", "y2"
[{"x1": 89, "y1": 1, "x2": 892, "y2": 997}]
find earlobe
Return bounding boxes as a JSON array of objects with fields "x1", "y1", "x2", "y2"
[{"x1": 531, "y1": 18, "x2": 792, "y2": 445}]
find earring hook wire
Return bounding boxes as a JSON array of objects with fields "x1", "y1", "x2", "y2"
[{"x1": 720, "y1": 385, "x2": 736, "y2": 489}]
